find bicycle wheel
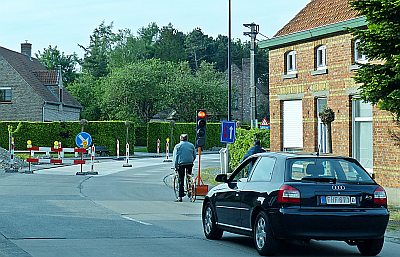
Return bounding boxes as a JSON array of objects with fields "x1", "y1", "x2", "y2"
[
  {"x1": 173, "y1": 174, "x2": 179, "y2": 199},
  {"x1": 187, "y1": 175, "x2": 196, "y2": 202}
]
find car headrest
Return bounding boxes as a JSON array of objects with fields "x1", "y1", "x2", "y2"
[{"x1": 306, "y1": 163, "x2": 324, "y2": 176}]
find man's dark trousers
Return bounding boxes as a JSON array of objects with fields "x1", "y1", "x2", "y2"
[{"x1": 178, "y1": 164, "x2": 193, "y2": 198}]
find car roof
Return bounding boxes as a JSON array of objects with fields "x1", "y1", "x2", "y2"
[{"x1": 255, "y1": 151, "x2": 352, "y2": 160}]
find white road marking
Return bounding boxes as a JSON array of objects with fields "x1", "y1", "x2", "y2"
[{"x1": 121, "y1": 215, "x2": 152, "y2": 226}]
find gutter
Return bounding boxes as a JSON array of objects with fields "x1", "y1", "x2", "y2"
[{"x1": 259, "y1": 17, "x2": 367, "y2": 50}]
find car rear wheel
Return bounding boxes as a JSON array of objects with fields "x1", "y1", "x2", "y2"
[
  {"x1": 356, "y1": 238, "x2": 384, "y2": 256},
  {"x1": 253, "y1": 212, "x2": 277, "y2": 256},
  {"x1": 202, "y1": 202, "x2": 223, "y2": 240}
]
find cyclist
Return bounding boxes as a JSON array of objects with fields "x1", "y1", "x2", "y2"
[{"x1": 173, "y1": 134, "x2": 196, "y2": 202}]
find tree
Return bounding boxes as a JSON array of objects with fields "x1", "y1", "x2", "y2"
[
  {"x1": 166, "y1": 62, "x2": 227, "y2": 121},
  {"x1": 185, "y1": 28, "x2": 215, "y2": 70},
  {"x1": 350, "y1": 0, "x2": 400, "y2": 120},
  {"x1": 101, "y1": 59, "x2": 176, "y2": 122},
  {"x1": 67, "y1": 74, "x2": 104, "y2": 120},
  {"x1": 79, "y1": 21, "x2": 118, "y2": 79},
  {"x1": 153, "y1": 23, "x2": 186, "y2": 62},
  {"x1": 35, "y1": 45, "x2": 80, "y2": 85}
]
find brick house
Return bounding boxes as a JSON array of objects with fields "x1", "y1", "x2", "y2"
[
  {"x1": 260, "y1": 0, "x2": 400, "y2": 203},
  {"x1": 0, "y1": 42, "x2": 82, "y2": 121}
]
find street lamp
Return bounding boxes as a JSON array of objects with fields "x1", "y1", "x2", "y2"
[{"x1": 228, "y1": 0, "x2": 232, "y2": 121}]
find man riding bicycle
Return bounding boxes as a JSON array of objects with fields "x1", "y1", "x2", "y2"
[{"x1": 173, "y1": 134, "x2": 196, "y2": 202}]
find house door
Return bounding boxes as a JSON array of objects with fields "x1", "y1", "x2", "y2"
[
  {"x1": 352, "y1": 98, "x2": 373, "y2": 173},
  {"x1": 283, "y1": 100, "x2": 303, "y2": 152}
]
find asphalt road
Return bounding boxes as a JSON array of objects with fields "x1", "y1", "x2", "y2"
[{"x1": 0, "y1": 154, "x2": 398, "y2": 257}]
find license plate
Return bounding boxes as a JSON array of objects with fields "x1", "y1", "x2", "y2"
[{"x1": 320, "y1": 196, "x2": 356, "y2": 205}]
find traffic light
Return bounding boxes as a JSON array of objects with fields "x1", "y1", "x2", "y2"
[{"x1": 196, "y1": 110, "x2": 207, "y2": 148}]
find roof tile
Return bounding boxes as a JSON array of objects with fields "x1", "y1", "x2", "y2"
[{"x1": 275, "y1": 0, "x2": 359, "y2": 37}]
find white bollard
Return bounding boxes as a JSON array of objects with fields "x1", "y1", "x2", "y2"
[
  {"x1": 123, "y1": 143, "x2": 132, "y2": 167},
  {"x1": 116, "y1": 139, "x2": 120, "y2": 159},
  {"x1": 90, "y1": 145, "x2": 95, "y2": 173},
  {"x1": 10, "y1": 137, "x2": 15, "y2": 166},
  {"x1": 163, "y1": 138, "x2": 172, "y2": 162},
  {"x1": 157, "y1": 139, "x2": 160, "y2": 156}
]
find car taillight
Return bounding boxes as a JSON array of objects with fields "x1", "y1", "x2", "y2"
[
  {"x1": 278, "y1": 185, "x2": 300, "y2": 204},
  {"x1": 373, "y1": 186, "x2": 387, "y2": 206}
]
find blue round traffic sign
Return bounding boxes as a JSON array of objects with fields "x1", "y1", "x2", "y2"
[{"x1": 75, "y1": 132, "x2": 92, "y2": 148}]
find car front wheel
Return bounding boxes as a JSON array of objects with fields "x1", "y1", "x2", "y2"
[
  {"x1": 202, "y1": 202, "x2": 223, "y2": 240},
  {"x1": 253, "y1": 211, "x2": 277, "y2": 256},
  {"x1": 356, "y1": 238, "x2": 384, "y2": 256}
]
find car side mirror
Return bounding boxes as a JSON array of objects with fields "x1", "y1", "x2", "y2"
[
  {"x1": 215, "y1": 174, "x2": 228, "y2": 183},
  {"x1": 371, "y1": 173, "x2": 375, "y2": 179}
]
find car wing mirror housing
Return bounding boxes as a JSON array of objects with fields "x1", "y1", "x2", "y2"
[{"x1": 215, "y1": 174, "x2": 228, "y2": 183}]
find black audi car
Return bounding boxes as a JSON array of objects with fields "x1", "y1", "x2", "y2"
[{"x1": 202, "y1": 152, "x2": 389, "y2": 256}]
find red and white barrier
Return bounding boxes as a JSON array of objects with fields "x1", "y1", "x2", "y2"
[
  {"x1": 163, "y1": 138, "x2": 172, "y2": 162},
  {"x1": 26, "y1": 145, "x2": 87, "y2": 173}
]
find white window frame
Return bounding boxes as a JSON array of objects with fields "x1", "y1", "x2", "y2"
[
  {"x1": 354, "y1": 39, "x2": 368, "y2": 63},
  {"x1": 0, "y1": 87, "x2": 12, "y2": 102},
  {"x1": 316, "y1": 45, "x2": 327, "y2": 69},
  {"x1": 352, "y1": 97, "x2": 373, "y2": 174},
  {"x1": 285, "y1": 50, "x2": 297, "y2": 74}
]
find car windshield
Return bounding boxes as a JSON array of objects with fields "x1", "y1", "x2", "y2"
[{"x1": 287, "y1": 158, "x2": 375, "y2": 184}]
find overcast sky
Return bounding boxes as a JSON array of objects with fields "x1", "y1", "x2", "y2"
[{"x1": 1, "y1": 0, "x2": 310, "y2": 57}]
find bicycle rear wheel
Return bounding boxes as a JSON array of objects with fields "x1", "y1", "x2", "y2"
[
  {"x1": 187, "y1": 175, "x2": 196, "y2": 202},
  {"x1": 173, "y1": 175, "x2": 179, "y2": 199}
]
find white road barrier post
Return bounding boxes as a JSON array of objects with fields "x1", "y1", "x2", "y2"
[
  {"x1": 156, "y1": 138, "x2": 160, "y2": 156},
  {"x1": 163, "y1": 138, "x2": 172, "y2": 162},
  {"x1": 6, "y1": 136, "x2": 18, "y2": 173},
  {"x1": 116, "y1": 139, "x2": 120, "y2": 159},
  {"x1": 123, "y1": 143, "x2": 132, "y2": 167}
]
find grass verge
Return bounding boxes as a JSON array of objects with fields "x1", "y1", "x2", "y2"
[{"x1": 388, "y1": 206, "x2": 400, "y2": 231}]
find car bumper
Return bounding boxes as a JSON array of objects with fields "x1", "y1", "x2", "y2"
[{"x1": 270, "y1": 207, "x2": 389, "y2": 240}]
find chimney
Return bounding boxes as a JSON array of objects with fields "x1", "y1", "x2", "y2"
[{"x1": 21, "y1": 41, "x2": 32, "y2": 57}]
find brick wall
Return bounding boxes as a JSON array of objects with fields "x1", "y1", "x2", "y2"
[
  {"x1": 373, "y1": 109, "x2": 400, "y2": 187},
  {"x1": 268, "y1": 33, "x2": 400, "y2": 189}
]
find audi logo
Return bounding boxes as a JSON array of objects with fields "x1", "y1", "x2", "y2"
[{"x1": 332, "y1": 185, "x2": 346, "y2": 190}]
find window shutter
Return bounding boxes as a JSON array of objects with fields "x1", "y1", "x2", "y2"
[{"x1": 283, "y1": 100, "x2": 303, "y2": 149}]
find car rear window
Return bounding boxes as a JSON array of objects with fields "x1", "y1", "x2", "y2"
[{"x1": 287, "y1": 158, "x2": 375, "y2": 184}]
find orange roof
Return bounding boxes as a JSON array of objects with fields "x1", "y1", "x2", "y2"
[{"x1": 275, "y1": 0, "x2": 359, "y2": 37}]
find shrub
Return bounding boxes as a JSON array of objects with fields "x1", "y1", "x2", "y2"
[{"x1": 228, "y1": 128, "x2": 270, "y2": 170}]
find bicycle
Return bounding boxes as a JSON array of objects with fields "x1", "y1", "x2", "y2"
[{"x1": 173, "y1": 168, "x2": 196, "y2": 202}]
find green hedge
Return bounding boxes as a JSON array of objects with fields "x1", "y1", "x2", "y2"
[
  {"x1": 147, "y1": 122, "x2": 224, "y2": 153},
  {"x1": 135, "y1": 125, "x2": 147, "y2": 146},
  {"x1": 0, "y1": 121, "x2": 135, "y2": 156},
  {"x1": 228, "y1": 128, "x2": 270, "y2": 170}
]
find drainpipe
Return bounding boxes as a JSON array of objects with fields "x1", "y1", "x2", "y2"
[{"x1": 42, "y1": 102, "x2": 46, "y2": 122}]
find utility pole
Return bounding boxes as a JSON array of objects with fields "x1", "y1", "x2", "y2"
[{"x1": 244, "y1": 23, "x2": 259, "y2": 128}]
